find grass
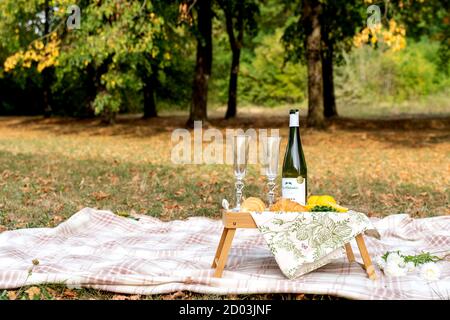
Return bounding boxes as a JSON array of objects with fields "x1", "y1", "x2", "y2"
[{"x1": 0, "y1": 105, "x2": 449, "y2": 299}]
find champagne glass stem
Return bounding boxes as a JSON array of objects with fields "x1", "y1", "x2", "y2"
[
  {"x1": 235, "y1": 178, "x2": 244, "y2": 211},
  {"x1": 267, "y1": 179, "x2": 276, "y2": 206}
]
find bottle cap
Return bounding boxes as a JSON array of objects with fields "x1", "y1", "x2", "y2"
[{"x1": 289, "y1": 109, "x2": 299, "y2": 127}]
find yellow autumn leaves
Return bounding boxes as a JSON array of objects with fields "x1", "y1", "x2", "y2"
[
  {"x1": 354, "y1": 19, "x2": 406, "y2": 52},
  {"x1": 4, "y1": 32, "x2": 60, "y2": 73}
]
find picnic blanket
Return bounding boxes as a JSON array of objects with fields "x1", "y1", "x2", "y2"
[{"x1": 0, "y1": 207, "x2": 449, "y2": 299}]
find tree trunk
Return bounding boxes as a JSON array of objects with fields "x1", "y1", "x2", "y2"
[
  {"x1": 187, "y1": 0, "x2": 212, "y2": 127},
  {"x1": 143, "y1": 64, "x2": 158, "y2": 118},
  {"x1": 225, "y1": 48, "x2": 240, "y2": 119},
  {"x1": 223, "y1": 3, "x2": 244, "y2": 120},
  {"x1": 42, "y1": 0, "x2": 52, "y2": 118},
  {"x1": 42, "y1": 70, "x2": 52, "y2": 118},
  {"x1": 322, "y1": 42, "x2": 337, "y2": 118},
  {"x1": 303, "y1": 0, "x2": 325, "y2": 128},
  {"x1": 101, "y1": 108, "x2": 116, "y2": 125}
]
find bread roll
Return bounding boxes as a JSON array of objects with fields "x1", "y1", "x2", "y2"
[
  {"x1": 241, "y1": 197, "x2": 266, "y2": 212},
  {"x1": 270, "y1": 198, "x2": 307, "y2": 212}
]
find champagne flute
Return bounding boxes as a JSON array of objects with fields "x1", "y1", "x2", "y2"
[
  {"x1": 233, "y1": 135, "x2": 250, "y2": 212},
  {"x1": 262, "y1": 136, "x2": 281, "y2": 207}
]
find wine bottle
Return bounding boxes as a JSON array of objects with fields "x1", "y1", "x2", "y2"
[{"x1": 282, "y1": 109, "x2": 307, "y2": 205}]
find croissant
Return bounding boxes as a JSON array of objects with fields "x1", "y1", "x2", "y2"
[
  {"x1": 270, "y1": 198, "x2": 307, "y2": 212},
  {"x1": 241, "y1": 197, "x2": 266, "y2": 212}
]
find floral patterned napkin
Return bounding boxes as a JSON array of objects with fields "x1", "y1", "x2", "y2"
[{"x1": 250, "y1": 210, "x2": 374, "y2": 279}]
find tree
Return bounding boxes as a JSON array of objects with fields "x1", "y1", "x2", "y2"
[
  {"x1": 56, "y1": 0, "x2": 169, "y2": 124},
  {"x1": 283, "y1": 0, "x2": 325, "y2": 128},
  {"x1": 389, "y1": 0, "x2": 449, "y2": 74},
  {"x1": 142, "y1": 61, "x2": 159, "y2": 118},
  {"x1": 42, "y1": 0, "x2": 52, "y2": 118},
  {"x1": 320, "y1": 2, "x2": 365, "y2": 118},
  {"x1": 217, "y1": 0, "x2": 258, "y2": 119},
  {"x1": 283, "y1": 0, "x2": 365, "y2": 124},
  {"x1": 302, "y1": 0, "x2": 324, "y2": 128},
  {"x1": 184, "y1": 0, "x2": 213, "y2": 127},
  {"x1": 140, "y1": 0, "x2": 182, "y2": 119},
  {"x1": 1, "y1": 0, "x2": 63, "y2": 117}
]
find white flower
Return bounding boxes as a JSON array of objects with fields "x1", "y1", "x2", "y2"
[
  {"x1": 405, "y1": 261, "x2": 415, "y2": 272},
  {"x1": 384, "y1": 261, "x2": 408, "y2": 277},
  {"x1": 420, "y1": 262, "x2": 441, "y2": 281},
  {"x1": 376, "y1": 256, "x2": 386, "y2": 270},
  {"x1": 386, "y1": 252, "x2": 405, "y2": 268}
]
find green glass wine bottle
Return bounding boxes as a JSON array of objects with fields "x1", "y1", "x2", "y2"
[{"x1": 281, "y1": 109, "x2": 307, "y2": 205}]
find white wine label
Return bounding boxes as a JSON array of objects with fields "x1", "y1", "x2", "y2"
[{"x1": 282, "y1": 177, "x2": 306, "y2": 205}]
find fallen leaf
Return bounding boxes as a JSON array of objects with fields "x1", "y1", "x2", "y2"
[
  {"x1": 63, "y1": 289, "x2": 77, "y2": 298},
  {"x1": 162, "y1": 291, "x2": 186, "y2": 300},
  {"x1": 45, "y1": 287, "x2": 58, "y2": 297},
  {"x1": 53, "y1": 215, "x2": 63, "y2": 223},
  {"x1": 7, "y1": 291, "x2": 17, "y2": 300},
  {"x1": 0, "y1": 225, "x2": 6, "y2": 233},
  {"x1": 110, "y1": 174, "x2": 119, "y2": 185},
  {"x1": 25, "y1": 286, "x2": 41, "y2": 299},
  {"x1": 131, "y1": 174, "x2": 140, "y2": 184},
  {"x1": 91, "y1": 191, "x2": 110, "y2": 201}
]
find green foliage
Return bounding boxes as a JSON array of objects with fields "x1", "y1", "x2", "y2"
[
  {"x1": 0, "y1": 0, "x2": 448, "y2": 115},
  {"x1": 0, "y1": 0, "x2": 61, "y2": 114},
  {"x1": 57, "y1": 0, "x2": 166, "y2": 119},
  {"x1": 211, "y1": 29, "x2": 307, "y2": 106},
  {"x1": 381, "y1": 251, "x2": 442, "y2": 266},
  {"x1": 238, "y1": 30, "x2": 307, "y2": 105},
  {"x1": 211, "y1": 0, "x2": 306, "y2": 107},
  {"x1": 282, "y1": 0, "x2": 365, "y2": 64},
  {"x1": 310, "y1": 205, "x2": 338, "y2": 212},
  {"x1": 335, "y1": 40, "x2": 450, "y2": 105}
]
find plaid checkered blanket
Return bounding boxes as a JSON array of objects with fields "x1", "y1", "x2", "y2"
[{"x1": 0, "y1": 208, "x2": 448, "y2": 299}]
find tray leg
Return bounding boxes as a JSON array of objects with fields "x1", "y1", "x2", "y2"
[
  {"x1": 212, "y1": 228, "x2": 228, "y2": 268},
  {"x1": 344, "y1": 243, "x2": 355, "y2": 263},
  {"x1": 213, "y1": 228, "x2": 236, "y2": 278},
  {"x1": 355, "y1": 234, "x2": 377, "y2": 280}
]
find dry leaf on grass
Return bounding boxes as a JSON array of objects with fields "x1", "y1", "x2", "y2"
[
  {"x1": 0, "y1": 225, "x2": 6, "y2": 233},
  {"x1": 109, "y1": 174, "x2": 119, "y2": 185},
  {"x1": 91, "y1": 191, "x2": 110, "y2": 201},
  {"x1": 162, "y1": 291, "x2": 186, "y2": 300},
  {"x1": 7, "y1": 291, "x2": 17, "y2": 300},
  {"x1": 45, "y1": 287, "x2": 58, "y2": 297},
  {"x1": 25, "y1": 286, "x2": 41, "y2": 299},
  {"x1": 63, "y1": 289, "x2": 77, "y2": 298},
  {"x1": 112, "y1": 294, "x2": 140, "y2": 300}
]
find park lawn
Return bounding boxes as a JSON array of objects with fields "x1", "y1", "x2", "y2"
[{"x1": 0, "y1": 108, "x2": 449, "y2": 300}]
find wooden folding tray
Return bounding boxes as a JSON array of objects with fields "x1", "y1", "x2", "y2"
[{"x1": 211, "y1": 211, "x2": 377, "y2": 280}]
